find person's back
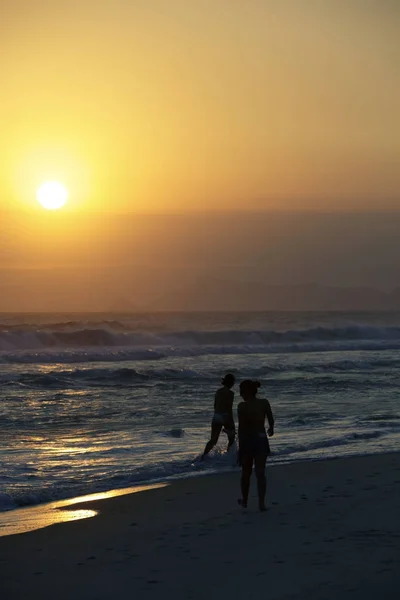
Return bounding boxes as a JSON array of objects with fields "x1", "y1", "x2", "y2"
[
  {"x1": 238, "y1": 397, "x2": 273, "y2": 439},
  {"x1": 214, "y1": 386, "x2": 234, "y2": 417}
]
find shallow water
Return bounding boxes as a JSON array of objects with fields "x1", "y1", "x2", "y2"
[{"x1": 1, "y1": 311, "x2": 400, "y2": 511}]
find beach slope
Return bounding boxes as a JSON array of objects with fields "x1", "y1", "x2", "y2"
[{"x1": 1, "y1": 453, "x2": 400, "y2": 600}]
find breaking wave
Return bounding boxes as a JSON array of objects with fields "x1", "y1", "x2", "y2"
[
  {"x1": 2, "y1": 324, "x2": 400, "y2": 364},
  {"x1": 2, "y1": 353, "x2": 400, "y2": 388}
]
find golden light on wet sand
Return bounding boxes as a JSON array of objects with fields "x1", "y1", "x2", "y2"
[{"x1": 0, "y1": 483, "x2": 167, "y2": 537}]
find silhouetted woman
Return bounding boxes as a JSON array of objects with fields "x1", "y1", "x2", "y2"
[
  {"x1": 237, "y1": 380, "x2": 274, "y2": 511},
  {"x1": 202, "y1": 373, "x2": 236, "y2": 459}
]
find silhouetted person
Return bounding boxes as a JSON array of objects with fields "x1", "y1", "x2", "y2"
[
  {"x1": 202, "y1": 373, "x2": 236, "y2": 459},
  {"x1": 237, "y1": 379, "x2": 274, "y2": 511}
]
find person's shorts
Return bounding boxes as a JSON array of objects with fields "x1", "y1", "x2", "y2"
[
  {"x1": 211, "y1": 413, "x2": 235, "y2": 438},
  {"x1": 239, "y1": 433, "x2": 270, "y2": 458}
]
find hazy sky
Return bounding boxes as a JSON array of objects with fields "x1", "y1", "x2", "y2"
[
  {"x1": 1, "y1": 1, "x2": 399, "y2": 310},
  {"x1": 1, "y1": 211, "x2": 400, "y2": 311},
  {"x1": 2, "y1": 0, "x2": 399, "y2": 213}
]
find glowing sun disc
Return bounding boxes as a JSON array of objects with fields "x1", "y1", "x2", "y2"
[{"x1": 36, "y1": 181, "x2": 68, "y2": 210}]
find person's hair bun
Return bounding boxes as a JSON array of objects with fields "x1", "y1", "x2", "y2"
[
  {"x1": 239, "y1": 379, "x2": 261, "y2": 396},
  {"x1": 222, "y1": 373, "x2": 235, "y2": 386}
]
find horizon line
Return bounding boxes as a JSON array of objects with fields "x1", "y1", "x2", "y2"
[{"x1": 2, "y1": 207, "x2": 400, "y2": 217}]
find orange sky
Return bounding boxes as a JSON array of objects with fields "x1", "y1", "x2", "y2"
[
  {"x1": 1, "y1": 0, "x2": 399, "y2": 214},
  {"x1": 1, "y1": 1, "x2": 400, "y2": 311}
]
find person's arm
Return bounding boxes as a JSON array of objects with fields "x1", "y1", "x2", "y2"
[
  {"x1": 237, "y1": 402, "x2": 245, "y2": 442},
  {"x1": 229, "y1": 390, "x2": 234, "y2": 413},
  {"x1": 237, "y1": 403, "x2": 244, "y2": 465},
  {"x1": 265, "y1": 399, "x2": 274, "y2": 436}
]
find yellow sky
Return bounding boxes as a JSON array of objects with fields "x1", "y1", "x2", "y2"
[{"x1": 1, "y1": 0, "x2": 399, "y2": 214}]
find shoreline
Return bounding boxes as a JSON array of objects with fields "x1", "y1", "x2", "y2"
[
  {"x1": 0, "y1": 483, "x2": 168, "y2": 538},
  {"x1": 1, "y1": 449, "x2": 398, "y2": 535},
  {"x1": 1, "y1": 452, "x2": 400, "y2": 599}
]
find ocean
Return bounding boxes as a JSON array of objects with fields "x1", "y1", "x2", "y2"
[{"x1": 1, "y1": 311, "x2": 400, "y2": 513}]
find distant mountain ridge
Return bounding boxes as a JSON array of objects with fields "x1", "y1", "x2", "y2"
[{"x1": 149, "y1": 281, "x2": 400, "y2": 311}]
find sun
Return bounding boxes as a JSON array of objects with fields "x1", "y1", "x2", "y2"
[{"x1": 36, "y1": 181, "x2": 68, "y2": 210}]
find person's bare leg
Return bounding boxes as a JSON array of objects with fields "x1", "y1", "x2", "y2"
[
  {"x1": 202, "y1": 437, "x2": 216, "y2": 457},
  {"x1": 239, "y1": 456, "x2": 253, "y2": 508},
  {"x1": 202, "y1": 423, "x2": 221, "y2": 459},
  {"x1": 226, "y1": 430, "x2": 236, "y2": 452},
  {"x1": 255, "y1": 455, "x2": 267, "y2": 511}
]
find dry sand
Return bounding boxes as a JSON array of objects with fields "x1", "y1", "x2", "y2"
[{"x1": 1, "y1": 453, "x2": 400, "y2": 600}]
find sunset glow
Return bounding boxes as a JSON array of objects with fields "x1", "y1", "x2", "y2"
[
  {"x1": 2, "y1": 1, "x2": 398, "y2": 215},
  {"x1": 36, "y1": 181, "x2": 68, "y2": 210},
  {"x1": 1, "y1": 0, "x2": 399, "y2": 311}
]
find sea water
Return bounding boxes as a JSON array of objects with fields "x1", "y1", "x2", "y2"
[{"x1": 1, "y1": 311, "x2": 400, "y2": 512}]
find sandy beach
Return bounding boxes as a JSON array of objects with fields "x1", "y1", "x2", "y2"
[{"x1": 1, "y1": 453, "x2": 400, "y2": 600}]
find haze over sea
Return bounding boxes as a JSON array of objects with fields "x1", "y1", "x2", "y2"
[{"x1": 1, "y1": 310, "x2": 400, "y2": 512}]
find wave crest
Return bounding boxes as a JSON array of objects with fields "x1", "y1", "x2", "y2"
[{"x1": 1, "y1": 323, "x2": 400, "y2": 350}]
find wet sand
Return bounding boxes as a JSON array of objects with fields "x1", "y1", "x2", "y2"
[{"x1": 1, "y1": 453, "x2": 400, "y2": 599}]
